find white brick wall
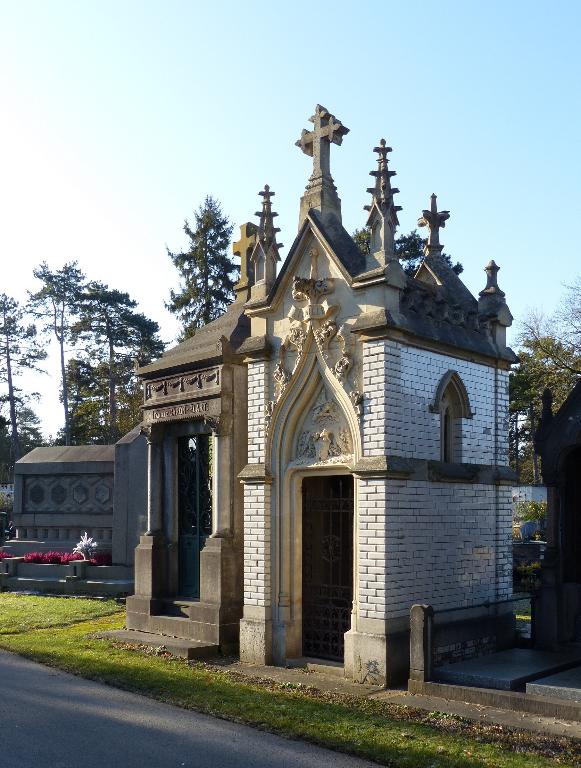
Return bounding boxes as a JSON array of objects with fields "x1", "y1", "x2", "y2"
[
  {"x1": 247, "y1": 360, "x2": 267, "y2": 464},
  {"x1": 357, "y1": 479, "x2": 513, "y2": 621},
  {"x1": 243, "y1": 482, "x2": 271, "y2": 607},
  {"x1": 363, "y1": 340, "x2": 508, "y2": 465},
  {"x1": 362, "y1": 340, "x2": 394, "y2": 456},
  {"x1": 357, "y1": 477, "x2": 389, "y2": 617}
]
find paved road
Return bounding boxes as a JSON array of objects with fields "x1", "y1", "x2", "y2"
[{"x1": 0, "y1": 650, "x2": 379, "y2": 768}]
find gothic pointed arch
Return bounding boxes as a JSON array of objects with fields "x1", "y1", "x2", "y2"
[
  {"x1": 430, "y1": 370, "x2": 473, "y2": 463},
  {"x1": 266, "y1": 328, "x2": 361, "y2": 471},
  {"x1": 430, "y1": 370, "x2": 473, "y2": 419}
]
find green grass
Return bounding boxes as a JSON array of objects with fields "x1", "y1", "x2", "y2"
[
  {"x1": 0, "y1": 595, "x2": 578, "y2": 768},
  {"x1": 0, "y1": 593, "x2": 121, "y2": 634}
]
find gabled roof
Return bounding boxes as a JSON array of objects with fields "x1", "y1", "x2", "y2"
[
  {"x1": 246, "y1": 210, "x2": 366, "y2": 312},
  {"x1": 137, "y1": 298, "x2": 250, "y2": 378}
]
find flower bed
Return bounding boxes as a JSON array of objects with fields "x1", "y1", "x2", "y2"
[{"x1": 21, "y1": 551, "x2": 112, "y2": 566}]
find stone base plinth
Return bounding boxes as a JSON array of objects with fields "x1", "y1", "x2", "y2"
[
  {"x1": 239, "y1": 617, "x2": 273, "y2": 665},
  {"x1": 344, "y1": 629, "x2": 387, "y2": 687}
]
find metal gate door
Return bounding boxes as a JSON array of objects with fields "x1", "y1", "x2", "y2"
[
  {"x1": 302, "y1": 475, "x2": 353, "y2": 661},
  {"x1": 177, "y1": 434, "x2": 212, "y2": 598}
]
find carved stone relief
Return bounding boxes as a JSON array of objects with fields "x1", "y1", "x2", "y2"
[
  {"x1": 294, "y1": 390, "x2": 354, "y2": 466},
  {"x1": 264, "y1": 247, "x2": 365, "y2": 436}
]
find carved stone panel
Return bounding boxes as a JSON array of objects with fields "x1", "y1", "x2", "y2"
[
  {"x1": 23, "y1": 474, "x2": 114, "y2": 514},
  {"x1": 294, "y1": 390, "x2": 354, "y2": 466}
]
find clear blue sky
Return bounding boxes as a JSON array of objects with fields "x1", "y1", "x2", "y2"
[{"x1": 1, "y1": 0, "x2": 580, "y2": 438}]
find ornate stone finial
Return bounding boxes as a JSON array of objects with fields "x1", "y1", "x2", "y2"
[
  {"x1": 477, "y1": 259, "x2": 512, "y2": 345},
  {"x1": 363, "y1": 139, "x2": 404, "y2": 274},
  {"x1": 417, "y1": 194, "x2": 450, "y2": 253},
  {"x1": 479, "y1": 260, "x2": 505, "y2": 298},
  {"x1": 534, "y1": 387, "x2": 554, "y2": 455},
  {"x1": 296, "y1": 105, "x2": 349, "y2": 228},
  {"x1": 364, "y1": 139, "x2": 401, "y2": 215},
  {"x1": 541, "y1": 388, "x2": 553, "y2": 420},
  {"x1": 255, "y1": 184, "x2": 283, "y2": 252},
  {"x1": 233, "y1": 222, "x2": 258, "y2": 296},
  {"x1": 250, "y1": 186, "x2": 282, "y2": 300}
]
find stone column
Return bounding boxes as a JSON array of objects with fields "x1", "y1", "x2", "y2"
[
  {"x1": 208, "y1": 415, "x2": 233, "y2": 538},
  {"x1": 146, "y1": 434, "x2": 163, "y2": 534},
  {"x1": 127, "y1": 425, "x2": 166, "y2": 616}
]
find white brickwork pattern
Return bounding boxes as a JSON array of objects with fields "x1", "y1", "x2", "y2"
[
  {"x1": 247, "y1": 360, "x2": 267, "y2": 463},
  {"x1": 357, "y1": 479, "x2": 513, "y2": 620},
  {"x1": 396, "y1": 345, "x2": 506, "y2": 464},
  {"x1": 357, "y1": 477, "x2": 389, "y2": 616},
  {"x1": 243, "y1": 482, "x2": 271, "y2": 607},
  {"x1": 363, "y1": 340, "x2": 509, "y2": 465}
]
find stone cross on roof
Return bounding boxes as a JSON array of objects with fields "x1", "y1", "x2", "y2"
[
  {"x1": 296, "y1": 104, "x2": 349, "y2": 182},
  {"x1": 418, "y1": 194, "x2": 450, "y2": 251},
  {"x1": 296, "y1": 105, "x2": 349, "y2": 228}
]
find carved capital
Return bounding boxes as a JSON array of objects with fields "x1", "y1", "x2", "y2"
[{"x1": 204, "y1": 413, "x2": 232, "y2": 436}]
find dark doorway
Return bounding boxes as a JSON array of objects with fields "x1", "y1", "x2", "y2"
[
  {"x1": 177, "y1": 434, "x2": 212, "y2": 598},
  {"x1": 563, "y1": 447, "x2": 581, "y2": 583},
  {"x1": 302, "y1": 475, "x2": 354, "y2": 662}
]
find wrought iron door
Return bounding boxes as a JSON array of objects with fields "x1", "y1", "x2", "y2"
[
  {"x1": 177, "y1": 434, "x2": 212, "y2": 598},
  {"x1": 302, "y1": 476, "x2": 354, "y2": 661}
]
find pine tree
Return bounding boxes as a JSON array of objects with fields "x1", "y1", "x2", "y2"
[
  {"x1": 29, "y1": 261, "x2": 86, "y2": 445},
  {"x1": 72, "y1": 283, "x2": 165, "y2": 442},
  {"x1": 166, "y1": 196, "x2": 236, "y2": 339},
  {"x1": 0, "y1": 294, "x2": 46, "y2": 462}
]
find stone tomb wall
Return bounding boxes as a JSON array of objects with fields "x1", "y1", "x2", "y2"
[
  {"x1": 12, "y1": 436, "x2": 147, "y2": 565},
  {"x1": 18, "y1": 472, "x2": 114, "y2": 545}
]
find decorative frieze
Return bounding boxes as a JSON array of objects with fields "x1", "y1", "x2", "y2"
[{"x1": 144, "y1": 366, "x2": 221, "y2": 404}]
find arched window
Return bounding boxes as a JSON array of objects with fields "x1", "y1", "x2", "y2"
[{"x1": 430, "y1": 370, "x2": 473, "y2": 463}]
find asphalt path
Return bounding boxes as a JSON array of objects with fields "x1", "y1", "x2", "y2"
[{"x1": 0, "y1": 649, "x2": 380, "y2": 768}]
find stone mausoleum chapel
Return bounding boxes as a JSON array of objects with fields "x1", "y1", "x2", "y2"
[{"x1": 127, "y1": 106, "x2": 516, "y2": 686}]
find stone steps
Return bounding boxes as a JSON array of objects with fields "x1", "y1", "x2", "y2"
[
  {"x1": 434, "y1": 647, "x2": 581, "y2": 691},
  {"x1": 100, "y1": 629, "x2": 219, "y2": 660},
  {"x1": 526, "y1": 666, "x2": 581, "y2": 702},
  {"x1": 3, "y1": 575, "x2": 133, "y2": 596}
]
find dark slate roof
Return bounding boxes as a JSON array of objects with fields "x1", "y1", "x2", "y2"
[
  {"x1": 309, "y1": 210, "x2": 367, "y2": 277},
  {"x1": 260, "y1": 211, "x2": 366, "y2": 305},
  {"x1": 137, "y1": 298, "x2": 250, "y2": 378},
  {"x1": 393, "y1": 253, "x2": 516, "y2": 362},
  {"x1": 16, "y1": 446, "x2": 115, "y2": 464}
]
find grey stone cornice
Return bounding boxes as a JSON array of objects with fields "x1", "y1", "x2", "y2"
[
  {"x1": 236, "y1": 335, "x2": 272, "y2": 360},
  {"x1": 238, "y1": 464, "x2": 273, "y2": 484},
  {"x1": 352, "y1": 454, "x2": 517, "y2": 485},
  {"x1": 351, "y1": 308, "x2": 392, "y2": 335},
  {"x1": 352, "y1": 455, "x2": 416, "y2": 478}
]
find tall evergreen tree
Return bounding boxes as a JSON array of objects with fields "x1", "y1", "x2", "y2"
[
  {"x1": 28, "y1": 261, "x2": 86, "y2": 445},
  {"x1": 0, "y1": 294, "x2": 46, "y2": 462},
  {"x1": 352, "y1": 227, "x2": 463, "y2": 276},
  {"x1": 0, "y1": 402, "x2": 44, "y2": 481},
  {"x1": 72, "y1": 283, "x2": 164, "y2": 442},
  {"x1": 166, "y1": 196, "x2": 236, "y2": 339}
]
